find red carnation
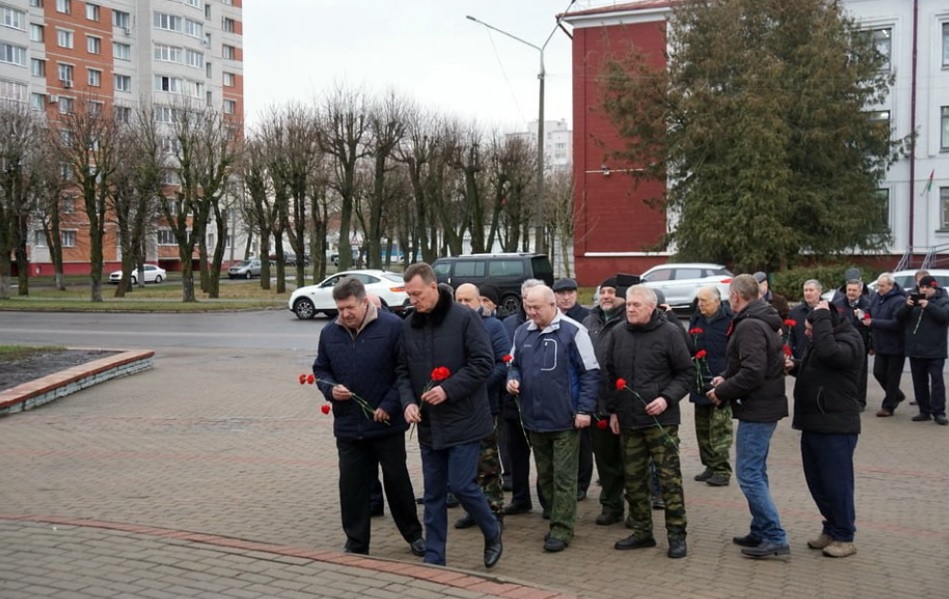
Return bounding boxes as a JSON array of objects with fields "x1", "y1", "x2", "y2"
[
  {"x1": 298, "y1": 373, "x2": 307, "y2": 385},
  {"x1": 320, "y1": 404, "x2": 331, "y2": 415},
  {"x1": 431, "y1": 366, "x2": 451, "y2": 381},
  {"x1": 502, "y1": 354, "x2": 514, "y2": 363},
  {"x1": 783, "y1": 344, "x2": 793, "y2": 357},
  {"x1": 696, "y1": 349, "x2": 708, "y2": 359},
  {"x1": 596, "y1": 418, "x2": 609, "y2": 430},
  {"x1": 615, "y1": 378, "x2": 627, "y2": 390},
  {"x1": 307, "y1": 374, "x2": 315, "y2": 385},
  {"x1": 784, "y1": 319, "x2": 797, "y2": 328},
  {"x1": 689, "y1": 327, "x2": 704, "y2": 335}
]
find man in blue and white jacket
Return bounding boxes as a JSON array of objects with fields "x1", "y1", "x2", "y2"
[{"x1": 506, "y1": 285, "x2": 599, "y2": 553}]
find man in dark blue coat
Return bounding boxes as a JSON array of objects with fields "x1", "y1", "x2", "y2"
[
  {"x1": 312, "y1": 277, "x2": 424, "y2": 558},
  {"x1": 895, "y1": 275, "x2": 949, "y2": 425},
  {"x1": 688, "y1": 285, "x2": 734, "y2": 487},
  {"x1": 398, "y1": 263, "x2": 502, "y2": 568},
  {"x1": 865, "y1": 273, "x2": 907, "y2": 417}
]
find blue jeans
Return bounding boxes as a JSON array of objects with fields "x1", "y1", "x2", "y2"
[
  {"x1": 735, "y1": 421, "x2": 787, "y2": 545},
  {"x1": 420, "y1": 442, "x2": 499, "y2": 566}
]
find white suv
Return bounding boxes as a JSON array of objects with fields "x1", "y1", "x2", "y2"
[{"x1": 640, "y1": 263, "x2": 734, "y2": 310}]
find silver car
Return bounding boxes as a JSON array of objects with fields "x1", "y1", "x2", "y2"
[
  {"x1": 227, "y1": 259, "x2": 262, "y2": 279},
  {"x1": 640, "y1": 263, "x2": 734, "y2": 310}
]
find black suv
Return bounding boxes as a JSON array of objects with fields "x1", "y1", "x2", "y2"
[{"x1": 432, "y1": 253, "x2": 554, "y2": 317}]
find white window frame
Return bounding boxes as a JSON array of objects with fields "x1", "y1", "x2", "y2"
[
  {"x1": 85, "y1": 3, "x2": 99, "y2": 21},
  {"x1": 223, "y1": 99, "x2": 236, "y2": 114},
  {"x1": 87, "y1": 68, "x2": 101, "y2": 87},
  {"x1": 0, "y1": 43, "x2": 27, "y2": 67},
  {"x1": 157, "y1": 229, "x2": 176, "y2": 246},
  {"x1": 153, "y1": 12, "x2": 182, "y2": 32},
  {"x1": 61, "y1": 230, "x2": 77, "y2": 248},
  {"x1": 114, "y1": 74, "x2": 131, "y2": 92},
  {"x1": 56, "y1": 0, "x2": 70, "y2": 15},
  {"x1": 57, "y1": 63, "x2": 73, "y2": 82},
  {"x1": 2, "y1": 7, "x2": 26, "y2": 31},
  {"x1": 87, "y1": 35, "x2": 101, "y2": 54},
  {"x1": 30, "y1": 23, "x2": 42, "y2": 42},
  {"x1": 57, "y1": 28, "x2": 73, "y2": 49},
  {"x1": 185, "y1": 49, "x2": 203, "y2": 69},
  {"x1": 30, "y1": 58, "x2": 45, "y2": 77},
  {"x1": 223, "y1": 71, "x2": 234, "y2": 86},
  {"x1": 113, "y1": 42, "x2": 131, "y2": 61},
  {"x1": 112, "y1": 10, "x2": 130, "y2": 29}
]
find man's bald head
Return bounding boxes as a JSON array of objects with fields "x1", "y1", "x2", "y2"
[{"x1": 455, "y1": 283, "x2": 481, "y2": 311}]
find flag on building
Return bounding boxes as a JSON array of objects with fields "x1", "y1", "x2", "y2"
[{"x1": 922, "y1": 169, "x2": 935, "y2": 196}]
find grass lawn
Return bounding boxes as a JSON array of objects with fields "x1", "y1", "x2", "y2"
[{"x1": 0, "y1": 345, "x2": 66, "y2": 362}]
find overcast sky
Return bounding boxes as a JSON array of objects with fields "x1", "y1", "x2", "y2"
[{"x1": 242, "y1": 1, "x2": 612, "y2": 134}]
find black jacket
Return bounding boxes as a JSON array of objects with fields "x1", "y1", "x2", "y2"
[
  {"x1": 868, "y1": 284, "x2": 906, "y2": 355},
  {"x1": 787, "y1": 302, "x2": 813, "y2": 359},
  {"x1": 564, "y1": 303, "x2": 591, "y2": 323},
  {"x1": 832, "y1": 294, "x2": 871, "y2": 354},
  {"x1": 895, "y1": 287, "x2": 949, "y2": 359},
  {"x1": 397, "y1": 286, "x2": 494, "y2": 449},
  {"x1": 687, "y1": 304, "x2": 733, "y2": 405},
  {"x1": 582, "y1": 304, "x2": 627, "y2": 414},
  {"x1": 791, "y1": 310, "x2": 862, "y2": 434},
  {"x1": 714, "y1": 299, "x2": 789, "y2": 423},
  {"x1": 603, "y1": 310, "x2": 694, "y2": 430}
]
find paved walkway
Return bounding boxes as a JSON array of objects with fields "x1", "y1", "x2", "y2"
[{"x1": 1, "y1": 346, "x2": 947, "y2": 598}]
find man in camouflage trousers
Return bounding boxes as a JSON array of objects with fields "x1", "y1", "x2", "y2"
[
  {"x1": 454, "y1": 284, "x2": 510, "y2": 528},
  {"x1": 602, "y1": 285, "x2": 693, "y2": 559}
]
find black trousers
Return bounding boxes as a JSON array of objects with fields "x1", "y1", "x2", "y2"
[
  {"x1": 872, "y1": 353, "x2": 905, "y2": 411},
  {"x1": 578, "y1": 427, "x2": 593, "y2": 493},
  {"x1": 503, "y1": 414, "x2": 533, "y2": 509},
  {"x1": 337, "y1": 433, "x2": 422, "y2": 554}
]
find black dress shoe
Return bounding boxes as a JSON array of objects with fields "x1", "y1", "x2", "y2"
[
  {"x1": 595, "y1": 512, "x2": 623, "y2": 526},
  {"x1": 936, "y1": 415, "x2": 949, "y2": 425},
  {"x1": 502, "y1": 503, "x2": 532, "y2": 516},
  {"x1": 543, "y1": 537, "x2": 567, "y2": 552},
  {"x1": 446, "y1": 492, "x2": 460, "y2": 508},
  {"x1": 912, "y1": 414, "x2": 932, "y2": 422},
  {"x1": 732, "y1": 535, "x2": 761, "y2": 547},
  {"x1": 694, "y1": 469, "x2": 713, "y2": 482},
  {"x1": 454, "y1": 513, "x2": 475, "y2": 529},
  {"x1": 741, "y1": 540, "x2": 790, "y2": 558},
  {"x1": 484, "y1": 532, "x2": 503, "y2": 568},
  {"x1": 409, "y1": 538, "x2": 425, "y2": 557},
  {"x1": 614, "y1": 534, "x2": 657, "y2": 550},
  {"x1": 667, "y1": 538, "x2": 687, "y2": 559}
]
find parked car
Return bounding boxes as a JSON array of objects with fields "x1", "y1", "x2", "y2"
[
  {"x1": 268, "y1": 252, "x2": 310, "y2": 266},
  {"x1": 639, "y1": 263, "x2": 734, "y2": 311},
  {"x1": 331, "y1": 249, "x2": 360, "y2": 266},
  {"x1": 228, "y1": 259, "x2": 263, "y2": 279},
  {"x1": 288, "y1": 270, "x2": 409, "y2": 319},
  {"x1": 108, "y1": 264, "x2": 167, "y2": 285},
  {"x1": 432, "y1": 253, "x2": 554, "y2": 317}
]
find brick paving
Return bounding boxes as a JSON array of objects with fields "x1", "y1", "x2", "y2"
[{"x1": 1, "y1": 346, "x2": 947, "y2": 598}]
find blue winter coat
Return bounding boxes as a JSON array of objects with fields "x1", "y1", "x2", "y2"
[
  {"x1": 480, "y1": 309, "x2": 511, "y2": 415},
  {"x1": 507, "y1": 312, "x2": 600, "y2": 433},
  {"x1": 868, "y1": 284, "x2": 907, "y2": 355},
  {"x1": 312, "y1": 306, "x2": 406, "y2": 440},
  {"x1": 687, "y1": 304, "x2": 733, "y2": 405}
]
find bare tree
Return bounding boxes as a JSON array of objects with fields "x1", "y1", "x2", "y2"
[
  {"x1": 545, "y1": 169, "x2": 575, "y2": 276},
  {"x1": 239, "y1": 136, "x2": 277, "y2": 289},
  {"x1": 0, "y1": 101, "x2": 45, "y2": 298},
  {"x1": 363, "y1": 92, "x2": 407, "y2": 268}
]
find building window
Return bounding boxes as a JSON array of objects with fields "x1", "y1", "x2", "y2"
[
  {"x1": 57, "y1": 29, "x2": 73, "y2": 49},
  {"x1": 223, "y1": 71, "x2": 234, "y2": 86},
  {"x1": 33, "y1": 230, "x2": 46, "y2": 247},
  {"x1": 30, "y1": 92, "x2": 45, "y2": 111},
  {"x1": 113, "y1": 42, "x2": 131, "y2": 60},
  {"x1": 87, "y1": 100, "x2": 102, "y2": 115},
  {"x1": 87, "y1": 35, "x2": 101, "y2": 54},
  {"x1": 153, "y1": 12, "x2": 182, "y2": 32},
  {"x1": 85, "y1": 3, "x2": 99, "y2": 21},
  {"x1": 154, "y1": 44, "x2": 183, "y2": 63},
  {"x1": 115, "y1": 105, "x2": 130, "y2": 123},
  {"x1": 223, "y1": 99, "x2": 236, "y2": 114},
  {"x1": 872, "y1": 27, "x2": 891, "y2": 71},
  {"x1": 876, "y1": 188, "x2": 890, "y2": 230},
  {"x1": 61, "y1": 230, "x2": 76, "y2": 248},
  {"x1": 0, "y1": 43, "x2": 27, "y2": 66},
  {"x1": 155, "y1": 75, "x2": 183, "y2": 94},
  {"x1": 222, "y1": 44, "x2": 235, "y2": 60},
  {"x1": 60, "y1": 163, "x2": 72, "y2": 180},
  {"x1": 29, "y1": 23, "x2": 43, "y2": 42},
  {"x1": 157, "y1": 230, "x2": 176, "y2": 246},
  {"x1": 187, "y1": 0, "x2": 202, "y2": 8},
  {"x1": 184, "y1": 19, "x2": 203, "y2": 39},
  {"x1": 55, "y1": 0, "x2": 70, "y2": 15},
  {"x1": 0, "y1": 79, "x2": 28, "y2": 102},
  {"x1": 114, "y1": 74, "x2": 131, "y2": 92},
  {"x1": 2, "y1": 6, "x2": 25, "y2": 30},
  {"x1": 88, "y1": 68, "x2": 101, "y2": 87},
  {"x1": 206, "y1": 90, "x2": 212, "y2": 106},
  {"x1": 30, "y1": 58, "x2": 45, "y2": 77},
  {"x1": 942, "y1": 188, "x2": 949, "y2": 229},
  {"x1": 58, "y1": 96, "x2": 74, "y2": 114},
  {"x1": 31, "y1": 0, "x2": 43, "y2": 7},
  {"x1": 942, "y1": 106, "x2": 949, "y2": 152},
  {"x1": 154, "y1": 106, "x2": 173, "y2": 123},
  {"x1": 944, "y1": 23, "x2": 949, "y2": 68},
  {"x1": 222, "y1": 17, "x2": 235, "y2": 33},
  {"x1": 205, "y1": 61, "x2": 212, "y2": 78},
  {"x1": 113, "y1": 10, "x2": 130, "y2": 30},
  {"x1": 57, "y1": 63, "x2": 73, "y2": 83},
  {"x1": 185, "y1": 49, "x2": 203, "y2": 68},
  {"x1": 204, "y1": 3, "x2": 211, "y2": 19}
]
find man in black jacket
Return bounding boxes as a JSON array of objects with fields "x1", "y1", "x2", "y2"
[
  {"x1": 833, "y1": 280, "x2": 872, "y2": 410},
  {"x1": 788, "y1": 279, "x2": 823, "y2": 359},
  {"x1": 865, "y1": 273, "x2": 907, "y2": 417},
  {"x1": 707, "y1": 274, "x2": 790, "y2": 559},
  {"x1": 895, "y1": 275, "x2": 949, "y2": 425},
  {"x1": 789, "y1": 303, "x2": 862, "y2": 558},
  {"x1": 398, "y1": 263, "x2": 503, "y2": 568}
]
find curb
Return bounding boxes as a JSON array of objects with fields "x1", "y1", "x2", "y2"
[{"x1": 0, "y1": 349, "x2": 155, "y2": 417}]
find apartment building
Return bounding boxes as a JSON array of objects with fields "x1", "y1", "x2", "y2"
[
  {"x1": 562, "y1": 0, "x2": 949, "y2": 283},
  {"x1": 506, "y1": 119, "x2": 573, "y2": 173},
  {"x1": 0, "y1": 0, "x2": 243, "y2": 275}
]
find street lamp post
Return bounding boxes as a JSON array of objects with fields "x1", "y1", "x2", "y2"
[{"x1": 467, "y1": 0, "x2": 575, "y2": 256}]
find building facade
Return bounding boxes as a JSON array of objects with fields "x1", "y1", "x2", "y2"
[
  {"x1": 0, "y1": 0, "x2": 243, "y2": 275},
  {"x1": 563, "y1": 0, "x2": 949, "y2": 284},
  {"x1": 506, "y1": 119, "x2": 573, "y2": 173}
]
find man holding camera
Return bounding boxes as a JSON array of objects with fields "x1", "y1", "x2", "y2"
[{"x1": 895, "y1": 275, "x2": 949, "y2": 425}]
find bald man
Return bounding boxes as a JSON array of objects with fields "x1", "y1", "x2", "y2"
[{"x1": 451, "y1": 283, "x2": 511, "y2": 529}]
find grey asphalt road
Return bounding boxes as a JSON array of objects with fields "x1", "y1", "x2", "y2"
[{"x1": 0, "y1": 310, "x2": 332, "y2": 351}]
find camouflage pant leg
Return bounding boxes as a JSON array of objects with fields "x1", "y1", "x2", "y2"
[
  {"x1": 622, "y1": 426, "x2": 687, "y2": 540},
  {"x1": 694, "y1": 404, "x2": 734, "y2": 477},
  {"x1": 645, "y1": 425, "x2": 687, "y2": 540},
  {"x1": 476, "y1": 420, "x2": 504, "y2": 515},
  {"x1": 530, "y1": 429, "x2": 579, "y2": 543}
]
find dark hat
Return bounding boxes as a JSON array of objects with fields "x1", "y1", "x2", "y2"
[
  {"x1": 479, "y1": 283, "x2": 501, "y2": 306},
  {"x1": 918, "y1": 275, "x2": 938, "y2": 288},
  {"x1": 844, "y1": 267, "x2": 862, "y2": 282},
  {"x1": 653, "y1": 288, "x2": 667, "y2": 306},
  {"x1": 753, "y1": 271, "x2": 768, "y2": 284},
  {"x1": 599, "y1": 276, "x2": 618, "y2": 290},
  {"x1": 552, "y1": 278, "x2": 578, "y2": 292}
]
